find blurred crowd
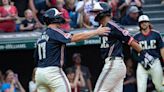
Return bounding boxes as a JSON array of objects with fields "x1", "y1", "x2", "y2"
[
  {"x1": 0, "y1": 0, "x2": 163, "y2": 33},
  {"x1": 0, "y1": 53, "x2": 163, "y2": 92},
  {"x1": 0, "y1": 69, "x2": 25, "y2": 92}
]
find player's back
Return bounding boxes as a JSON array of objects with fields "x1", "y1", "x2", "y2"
[
  {"x1": 35, "y1": 28, "x2": 71, "y2": 68},
  {"x1": 100, "y1": 21, "x2": 132, "y2": 59}
]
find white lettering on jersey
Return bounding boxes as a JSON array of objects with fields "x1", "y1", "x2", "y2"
[
  {"x1": 101, "y1": 37, "x2": 109, "y2": 48},
  {"x1": 139, "y1": 40, "x2": 156, "y2": 50},
  {"x1": 37, "y1": 32, "x2": 49, "y2": 60},
  {"x1": 38, "y1": 42, "x2": 46, "y2": 60},
  {"x1": 41, "y1": 32, "x2": 49, "y2": 41},
  {"x1": 37, "y1": 32, "x2": 49, "y2": 43}
]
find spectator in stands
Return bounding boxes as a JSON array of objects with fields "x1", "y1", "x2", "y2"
[
  {"x1": 65, "y1": 0, "x2": 79, "y2": 29},
  {"x1": 109, "y1": 0, "x2": 128, "y2": 22},
  {"x1": 55, "y1": 0, "x2": 71, "y2": 31},
  {"x1": 126, "y1": 0, "x2": 142, "y2": 8},
  {"x1": 20, "y1": 9, "x2": 40, "y2": 32},
  {"x1": 11, "y1": 0, "x2": 28, "y2": 17},
  {"x1": 1, "y1": 69, "x2": 25, "y2": 92},
  {"x1": 75, "y1": 0, "x2": 96, "y2": 28},
  {"x1": 125, "y1": 0, "x2": 143, "y2": 14},
  {"x1": 66, "y1": 68, "x2": 85, "y2": 92},
  {"x1": 123, "y1": 58, "x2": 137, "y2": 92},
  {"x1": 70, "y1": 53, "x2": 92, "y2": 92},
  {"x1": 29, "y1": 68, "x2": 37, "y2": 92},
  {"x1": 0, "y1": 0, "x2": 18, "y2": 32},
  {"x1": 161, "y1": 0, "x2": 164, "y2": 5},
  {"x1": 89, "y1": 2, "x2": 103, "y2": 27},
  {"x1": 121, "y1": 6, "x2": 139, "y2": 25},
  {"x1": 50, "y1": 0, "x2": 56, "y2": 7},
  {"x1": 29, "y1": 0, "x2": 51, "y2": 27}
]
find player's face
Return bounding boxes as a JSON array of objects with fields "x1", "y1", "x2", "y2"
[
  {"x1": 140, "y1": 21, "x2": 149, "y2": 30},
  {"x1": 100, "y1": 16, "x2": 110, "y2": 26}
]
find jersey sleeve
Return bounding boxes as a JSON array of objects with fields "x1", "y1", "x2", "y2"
[
  {"x1": 49, "y1": 29, "x2": 72, "y2": 43},
  {"x1": 110, "y1": 24, "x2": 134, "y2": 45},
  {"x1": 156, "y1": 32, "x2": 164, "y2": 49}
]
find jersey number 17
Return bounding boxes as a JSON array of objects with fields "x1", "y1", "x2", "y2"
[{"x1": 38, "y1": 42, "x2": 46, "y2": 60}]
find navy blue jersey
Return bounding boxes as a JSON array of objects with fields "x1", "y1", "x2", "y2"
[
  {"x1": 100, "y1": 21, "x2": 133, "y2": 59},
  {"x1": 34, "y1": 28, "x2": 72, "y2": 67},
  {"x1": 132, "y1": 30, "x2": 164, "y2": 62}
]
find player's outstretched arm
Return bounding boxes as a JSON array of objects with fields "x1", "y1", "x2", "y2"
[
  {"x1": 71, "y1": 25, "x2": 110, "y2": 42},
  {"x1": 130, "y1": 40, "x2": 142, "y2": 53}
]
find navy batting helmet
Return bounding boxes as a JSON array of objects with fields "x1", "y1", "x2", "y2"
[
  {"x1": 43, "y1": 8, "x2": 66, "y2": 25},
  {"x1": 94, "y1": 2, "x2": 111, "y2": 22}
]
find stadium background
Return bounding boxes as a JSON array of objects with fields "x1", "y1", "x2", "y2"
[
  {"x1": 0, "y1": 27, "x2": 163, "y2": 91},
  {"x1": 0, "y1": 0, "x2": 164, "y2": 91}
]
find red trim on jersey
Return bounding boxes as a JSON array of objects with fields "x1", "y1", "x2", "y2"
[
  {"x1": 142, "y1": 29, "x2": 151, "y2": 36},
  {"x1": 109, "y1": 21, "x2": 133, "y2": 45},
  {"x1": 128, "y1": 37, "x2": 134, "y2": 45},
  {"x1": 108, "y1": 21, "x2": 125, "y2": 32},
  {"x1": 51, "y1": 28, "x2": 72, "y2": 39}
]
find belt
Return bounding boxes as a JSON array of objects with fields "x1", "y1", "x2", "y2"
[{"x1": 106, "y1": 56, "x2": 123, "y2": 61}]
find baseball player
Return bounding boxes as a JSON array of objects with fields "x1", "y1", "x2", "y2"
[
  {"x1": 90, "y1": 2, "x2": 155, "y2": 92},
  {"x1": 132, "y1": 15, "x2": 164, "y2": 92},
  {"x1": 34, "y1": 8, "x2": 110, "y2": 92}
]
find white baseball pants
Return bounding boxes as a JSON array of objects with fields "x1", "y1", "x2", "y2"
[
  {"x1": 35, "y1": 67, "x2": 71, "y2": 92},
  {"x1": 137, "y1": 58, "x2": 164, "y2": 92},
  {"x1": 94, "y1": 57, "x2": 126, "y2": 92}
]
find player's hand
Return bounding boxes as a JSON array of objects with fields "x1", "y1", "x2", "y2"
[
  {"x1": 140, "y1": 50, "x2": 154, "y2": 70},
  {"x1": 96, "y1": 25, "x2": 111, "y2": 36}
]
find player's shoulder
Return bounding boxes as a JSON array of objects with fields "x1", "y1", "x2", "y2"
[
  {"x1": 151, "y1": 29, "x2": 161, "y2": 35},
  {"x1": 107, "y1": 20, "x2": 125, "y2": 31},
  {"x1": 108, "y1": 20, "x2": 122, "y2": 28},
  {"x1": 133, "y1": 31, "x2": 141, "y2": 37},
  {"x1": 46, "y1": 27, "x2": 67, "y2": 36}
]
